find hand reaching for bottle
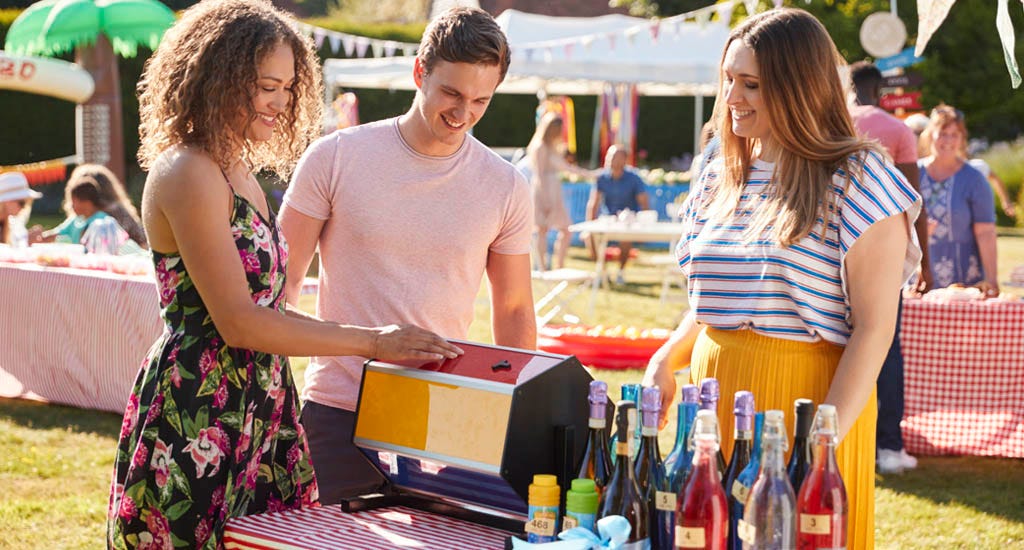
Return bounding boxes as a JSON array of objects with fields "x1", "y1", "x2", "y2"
[{"x1": 370, "y1": 324, "x2": 464, "y2": 363}]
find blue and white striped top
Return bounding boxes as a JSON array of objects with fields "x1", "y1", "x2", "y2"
[{"x1": 676, "y1": 151, "x2": 922, "y2": 346}]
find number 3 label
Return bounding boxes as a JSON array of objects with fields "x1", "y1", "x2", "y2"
[{"x1": 800, "y1": 513, "x2": 831, "y2": 535}]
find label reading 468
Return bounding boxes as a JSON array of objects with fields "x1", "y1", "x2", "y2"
[{"x1": 526, "y1": 516, "x2": 556, "y2": 537}]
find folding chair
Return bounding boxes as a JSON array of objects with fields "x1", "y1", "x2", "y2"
[{"x1": 532, "y1": 268, "x2": 595, "y2": 327}]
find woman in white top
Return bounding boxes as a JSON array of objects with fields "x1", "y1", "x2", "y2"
[{"x1": 643, "y1": 10, "x2": 921, "y2": 549}]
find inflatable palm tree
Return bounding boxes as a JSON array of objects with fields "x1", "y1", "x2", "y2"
[{"x1": 5, "y1": 0, "x2": 175, "y2": 184}]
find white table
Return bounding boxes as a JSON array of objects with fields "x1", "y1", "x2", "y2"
[{"x1": 568, "y1": 219, "x2": 685, "y2": 313}]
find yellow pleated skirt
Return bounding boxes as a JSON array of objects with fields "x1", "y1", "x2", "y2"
[{"x1": 687, "y1": 326, "x2": 876, "y2": 550}]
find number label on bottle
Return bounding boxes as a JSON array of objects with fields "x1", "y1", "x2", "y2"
[
  {"x1": 562, "y1": 515, "x2": 578, "y2": 532},
  {"x1": 675, "y1": 526, "x2": 706, "y2": 548},
  {"x1": 526, "y1": 515, "x2": 556, "y2": 537},
  {"x1": 655, "y1": 491, "x2": 676, "y2": 511},
  {"x1": 731, "y1": 480, "x2": 750, "y2": 503},
  {"x1": 799, "y1": 513, "x2": 832, "y2": 535},
  {"x1": 737, "y1": 518, "x2": 756, "y2": 544}
]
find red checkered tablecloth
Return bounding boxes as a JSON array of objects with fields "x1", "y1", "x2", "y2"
[
  {"x1": 900, "y1": 298, "x2": 1024, "y2": 458},
  {"x1": 223, "y1": 505, "x2": 513, "y2": 549}
]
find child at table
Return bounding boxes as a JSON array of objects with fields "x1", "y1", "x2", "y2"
[{"x1": 30, "y1": 173, "x2": 130, "y2": 254}]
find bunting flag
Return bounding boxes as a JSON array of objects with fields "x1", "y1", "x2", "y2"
[
  {"x1": 607, "y1": 33, "x2": 617, "y2": 50},
  {"x1": 914, "y1": 0, "x2": 956, "y2": 57},
  {"x1": 649, "y1": 20, "x2": 661, "y2": 42},
  {"x1": 996, "y1": 0, "x2": 1021, "y2": 87},
  {"x1": 301, "y1": 23, "x2": 419, "y2": 58},
  {"x1": 354, "y1": 37, "x2": 370, "y2": 58},
  {"x1": 0, "y1": 156, "x2": 75, "y2": 186}
]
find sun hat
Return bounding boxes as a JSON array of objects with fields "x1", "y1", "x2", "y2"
[
  {"x1": 0, "y1": 172, "x2": 43, "y2": 202},
  {"x1": 903, "y1": 113, "x2": 930, "y2": 135}
]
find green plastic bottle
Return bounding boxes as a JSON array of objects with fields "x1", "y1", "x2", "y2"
[{"x1": 564, "y1": 478, "x2": 599, "y2": 534}]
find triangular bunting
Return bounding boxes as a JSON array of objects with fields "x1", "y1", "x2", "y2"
[
  {"x1": 915, "y1": 0, "x2": 956, "y2": 57},
  {"x1": 370, "y1": 41, "x2": 383, "y2": 58},
  {"x1": 354, "y1": 37, "x2": 370, "y2": 58},
  {"x1": 624, "y1": 27, "x2": 640, "y2": 45},
  {"x1": 581, "y1": 35, "x2": 595, "y2": 51},
  {"x1": 403, "y1": 46, "x2": 416, "y2": 57},
  {"x1": 608, "y1": 32, "x2": 617, "y2": 50},
  {"x1": 649, "y1": 20, "x2": 661, "y2": 42},
  {"x1": 744, "y1": 0, "x2": 759, "y2": 16},
  {"x1": 716, "y1": 3, "x2": 734, "y2": 24},
  {"x1": 564, "y1": 43, "x2": 574, "y2": 59},
  {"x1": 996, "y1": 0, "x2": 1022, "y2": 87},
  {"x1": 313, "y1": 28, "x2": 325, "y2": 50},
  {"x1": 328, "y1": 34, "x2": 341, "y2": 54},
  {"x1": 384, "y1": 41, "x2": 397, "y2": 57}
]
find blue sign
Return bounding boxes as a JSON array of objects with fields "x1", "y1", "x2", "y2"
[{"x1": 877, "y1": 47, "x2": 925, "y2": 71}]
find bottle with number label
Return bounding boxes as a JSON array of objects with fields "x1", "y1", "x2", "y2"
[
  {"x1": 698, "y1": 378, "x2": 727, "y2": 476},
  {"x1": 796, "y1": 404, "x2": 847, "y2": 550},
  {"x1": 564, "y1": 478, "x2": 599, "y2": 534},
  {"x1": 577, "y1": 381, "x2": 613, "y2": 495},
  {"x1": 786, "y1": 398, "x2": 814, "y2": 494},
  {"x1": 636, "y1": 387, "x2": 671, "y2": 549},
  {"x1": 732, "y1": 412, "x2": 764, "y2": 519},
  {"x1": 666, "y1": 385, "x2": 700, "y2": 491},
  {"x1": 723, "y1": 391, "x2": 754, "y2": 550},
  {"x1": 740, "y1": 410, "x2": 796, "y2": 549},
  {"x1": 526, "y1": 474, "x2": 560, "y2": 543},
  {"x1": 676, "y1": 409, "x2": 728, "y2": 550},
  {"x1": 599, "y1": 400, "x2": 650, "y2": 549},
  {"x1": 611, "y1": 384, "x2": 642, "y2": 464},
  {"x1": 663, "y1": 384, "x2": 699, "y2": 477}
]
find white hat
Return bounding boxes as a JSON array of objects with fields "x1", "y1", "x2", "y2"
[
  {"x1": 904, "y1": 113, "x2": 930, "y2": 135},
  {"x1": 0, "y1": 172, "x2": 43, "y2": 202}
]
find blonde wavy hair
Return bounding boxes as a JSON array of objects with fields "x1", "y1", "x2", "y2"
[
  {"x1": 137, "y1": 0, "x2": 323, "y2": 179},
  {"x1": 918, "y1": 105, "x2": 968, "y2": 160},
  {"x1": 708, "y1": 8, "x2": 884, "y2": 246}
]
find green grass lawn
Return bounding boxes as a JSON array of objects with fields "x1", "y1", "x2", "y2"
[{"x1": 2, "y1": 237, "x2": 1024, "y2": 549}]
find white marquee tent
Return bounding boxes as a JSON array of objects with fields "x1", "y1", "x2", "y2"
[{"x1": 321, "y1": 9, "x2": 732, "y2": 149}]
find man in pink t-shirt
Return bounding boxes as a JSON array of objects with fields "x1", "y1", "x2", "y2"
[
  {"x1": 849, "y1": 61, "x2": 929, "y2": 476},
  {"x1": 279, "y1": 8, "x2": 536, "y2": 503}
]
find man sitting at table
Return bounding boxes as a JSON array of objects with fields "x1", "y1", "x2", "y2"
[{"x1": 586, "y1": 144, "x2": 649, "y2": 284}]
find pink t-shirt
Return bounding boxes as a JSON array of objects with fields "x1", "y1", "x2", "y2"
[
  {"x1": 283, "y1": 117, "x2": 533, "y2": 410},
  {"x1": 849, "y1": 104, "x2": 918, "y2": 164}
]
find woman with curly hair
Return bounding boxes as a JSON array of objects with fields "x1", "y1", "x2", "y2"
[{"x1": 106, "y1": 1, "x2": 462, "y2": 548}]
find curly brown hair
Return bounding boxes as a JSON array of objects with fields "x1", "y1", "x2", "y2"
[{"x1": 137, "y1": 0, "x2": 323, "y2": 179}]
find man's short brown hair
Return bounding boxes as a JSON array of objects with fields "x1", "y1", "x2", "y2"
[{"x1": 418, "y1": 7, "x2": 511, "y2": 83}]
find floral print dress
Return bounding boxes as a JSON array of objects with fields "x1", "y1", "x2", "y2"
[{"x1": 107, "y1": 193, "x2": 318, "y2": 549}]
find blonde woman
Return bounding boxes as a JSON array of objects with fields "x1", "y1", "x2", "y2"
[
  {"x1": 643, "y1": 9, "x2": 921, "y2": 549},
  {"x1": 527, "y1": 112, "x2": 597, "y2": 270},
  {"x1": 918, "y1": 107, "x2": 999, "y2": 294},
  {"x1": 107, "y1": 1, "x2": 460, "y2": 547}
]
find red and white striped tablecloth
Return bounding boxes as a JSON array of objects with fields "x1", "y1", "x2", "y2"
[
  {"x1": 224, "y1": 505, "x2": 513, "y2": 549},
  {"x1": 0, "y1": 262, "x2": 164, "y2": 413},
  {"x1": 900, "y1": 298, "x2": 1024, "y2": 458},
  {"x1": 0, "y1": 262, "x2": 320, "y2": 413}
]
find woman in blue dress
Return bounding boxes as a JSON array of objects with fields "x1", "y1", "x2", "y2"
[{"x1": 917, "y1": 107, "x2": 999, "y2": 294}]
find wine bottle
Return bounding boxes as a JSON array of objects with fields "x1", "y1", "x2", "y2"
[
  {"x1": 577, "y1": 380, "x2": 613, "y2": 495},
  {"x1": 611, "y1": 383, "x2": 641, "y2": 464},
  {"x1": 698, "y1": 378, "x2": 727, "y2": 476},
  {"x1": 731, "y1": 411, "x2": 764, "y2": 540},
  {"x1": 663, "y1": 384, "x2": 699, "y2": 477},
  {"x1": 599, "y1": 399, "x2": 651, "y2": 549},
  {"x1": 676, "y1": 409, "x2": 728, "y2": 549},
  {"x1": 786, "y1": 398, "x2": 814, "y2": 495},
  {"x1": 796, "y1": 405, "x2": 847, "y2": 550},
  {"x1": 739, "y1": 410, "x2": 796, "y2": 549},
  {"x1": 637, "y1": 387, "x2": 671, "y2": 549},
  {"x1": 723, "y1": 391, "x2": 754, "y2": 550}
]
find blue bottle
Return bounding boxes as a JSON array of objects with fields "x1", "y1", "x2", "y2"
[{"x1": 662, "y1": 384, "x2": 699, "y2": 477}]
